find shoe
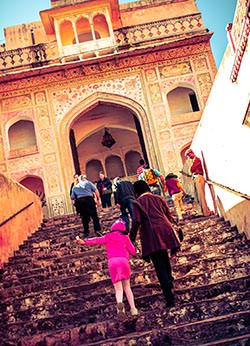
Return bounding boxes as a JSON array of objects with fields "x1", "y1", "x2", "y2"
[
  {"x1": 170, "y1": 246, "x2": 180, "y2": 257},
  {"x1": 165, "y1": 300, "x2": 175, "y2": 308},
  {"x1": 177, "y1": 228, "x2": 184, "y2": 242},
  {"x1": 95, "y1": 230, "x2": 103, "y2": 237},
  {"x1": 116, "y1": 302, "x2": 125, "y2": 316},
  {"x1": 130, "y1": 308, "x2": 139, "y2": 316}
]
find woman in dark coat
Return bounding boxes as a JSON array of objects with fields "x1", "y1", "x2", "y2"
[
  {"x1": 96, "y1": 172, "x2": 112, "y2": 208},
  {"x1": 130, "y1": 180, "x2": 180, "y2": 307}
]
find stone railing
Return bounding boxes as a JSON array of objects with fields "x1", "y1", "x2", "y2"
[
  {"x1": 114, "y1": 13, "x2": 203, "y2": 46},
  {"x1": 62, "y1": 36, "x2": 116, "y2": 59},
  {"x1": 0, "y1": 13, "x2": 203, "y2": 72},
  {"x1": 0, "y1": 173, "x2": 43, "y2": 268}
]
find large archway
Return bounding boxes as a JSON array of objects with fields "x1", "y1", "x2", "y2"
[
  {"x1": 59, "y1": 92, "x2": 156, "y2": 211},
  {"x1": 67, "y1": 97, "x2": 150, "y2": 182}
]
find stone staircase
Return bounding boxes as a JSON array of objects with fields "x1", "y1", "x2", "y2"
[{"x1": 0, "y1": 207, "x2": 249, "y2": 346}]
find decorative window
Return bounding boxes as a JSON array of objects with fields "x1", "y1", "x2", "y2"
[
  {"x1": 60, "y1": 20, "x2": 75, "y2": 46},
  {"x1": 167, "y1": 87, "x2": 200, "y2": 115},
  {"x1": 93, "y1": 14, "x2": 110, "y2": 38},
  {"x1": 8, "y1": 120, "x2": 37, "y2": 150},
  {"x1": 76, "y1": 17, "x2": 93, "y2": 43}
]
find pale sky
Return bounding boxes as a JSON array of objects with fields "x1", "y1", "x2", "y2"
[{"x1": 0, "y1": 0, "x2": 237, "y2": 67}]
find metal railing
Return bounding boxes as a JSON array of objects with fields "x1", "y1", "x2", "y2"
[
  {"x1": 0, "y1": 202, "x2": 34, "y2": 227},
  {"x1": 180, "y1": 170, "x2": 250, "y2": 201}
]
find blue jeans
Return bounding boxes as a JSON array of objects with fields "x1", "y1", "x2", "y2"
[{"x1": 120, "y1": 198, "x2": 134, "y2": 231}]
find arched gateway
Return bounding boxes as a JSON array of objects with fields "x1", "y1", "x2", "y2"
[{"x1": 59, "y1": 92, "x2": 156, "y2": 212}]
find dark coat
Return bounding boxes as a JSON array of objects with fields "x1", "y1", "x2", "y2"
[
  {"x1": 96, "y1": 177, "x2": 112, "y2": 196},
  {"x1": 130, "y1": 193, "x2": 180, "y2": 258}
]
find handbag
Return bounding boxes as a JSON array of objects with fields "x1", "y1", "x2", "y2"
[{"x1": 103, "y1": 188, "x2": 112, "y2": 195}]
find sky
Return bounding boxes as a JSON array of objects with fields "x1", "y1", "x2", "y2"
[{"x1": 0, "y1": 0, "x2": 237, "y2": 67}]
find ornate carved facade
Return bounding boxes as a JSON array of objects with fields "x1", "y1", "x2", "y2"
[{"x1": 0, "y1": 0, "x2": 216, "y2": 216}]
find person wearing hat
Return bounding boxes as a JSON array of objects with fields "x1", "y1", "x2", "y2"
[
  {"x1": 185, "y1": 149, "x2": 210, "y2": 216},
  {"x1": 165, "y1": 173, "x2": 186, "y2": 222},
  {"x1": 76, "y1": 218, "x2": 138, "y2": 317}
]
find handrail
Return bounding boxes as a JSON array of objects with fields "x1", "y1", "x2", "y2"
[
  {"x1": 179, "y1": 170, "x2": 250, "y2": 201},
  {"x1": 0, "y1": 202, "x2": 34, "y2": 227},
  {"x1": 206, "y1": 179, "x2": 250, "y2": 201}
]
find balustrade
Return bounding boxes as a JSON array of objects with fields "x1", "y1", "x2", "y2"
[{"x1": 0, "y1": 13, "x2": 203, "y2": 72}]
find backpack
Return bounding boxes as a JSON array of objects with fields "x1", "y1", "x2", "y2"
[{"x1": 143, "y1": 168, "x2": 158, "y2": 186}]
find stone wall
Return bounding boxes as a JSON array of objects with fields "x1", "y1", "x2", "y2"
[
  {"x1": 0, "y1": 174, "x2": 43, "y2": 267},
  {"x1": 189, "y1": 0, "x2": 250, "y2": 238}
]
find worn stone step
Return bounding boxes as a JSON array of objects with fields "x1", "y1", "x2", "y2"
[
  {"x1": 199, "y1": 333, "x2": 250, "y2": 346},
  {"x1": 3, "y1": 226, "x2": 247, "y2": 276},
  {"x1": 10, "y1": 309, "x2": 250, "y2": 346},
  {"x1": 2, "y1": 237, "x2": 249, "y2": 292},
  {"x1": 1, "y1": 274, "x2": 248, "y2": 326},
  {"x1": 2, "y1": 248, "x2": 249, "y2": 292},
  {"x1": 2, "y1": 282, "x2": 249, "y2": 333},
  {"x1": 1, "y1": 255, "x2": 249, "y2": 302},
  {"x1": 13, "y1": 223, "x2": 240, "y2": 261}
]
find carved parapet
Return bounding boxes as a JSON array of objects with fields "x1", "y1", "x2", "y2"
[
  {"x1": 0, "y1": 13, "x2": 205, "y2": 73},
  {"x1": 0, "y1": 43, "x2": 48, "y2": 73},
  {"x1": 114, "y1": 13, "x2": 204, "y2": 46}
]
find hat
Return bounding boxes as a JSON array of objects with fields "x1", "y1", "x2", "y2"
[
  {"x1": 166, "y1": 173, "x2": 178, "y2": 180},
  {"x1": 185, "y1": 148, "x2": 194, "y2": 157},
  {"x1": 111, "y1": 219, "x2": 126, "y2": 232}
]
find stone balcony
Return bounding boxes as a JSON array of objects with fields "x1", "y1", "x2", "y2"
[{"x1": 0, "y1": 13, "x2": 204, "y2": 74}]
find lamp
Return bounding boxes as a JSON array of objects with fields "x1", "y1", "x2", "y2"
[{"x1": 101, "y1": 128, "x2": 116, "y2": 148}]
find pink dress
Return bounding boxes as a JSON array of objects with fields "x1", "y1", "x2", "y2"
[{"x1": 84, "y1": 231, "x2": 136, "y2": 283}]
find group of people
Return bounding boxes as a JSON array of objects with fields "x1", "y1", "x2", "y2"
[{"x1": 71, "y1": 151, "x2": 211, "y2": 317}]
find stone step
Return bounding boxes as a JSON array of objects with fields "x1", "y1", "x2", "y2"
[
  {"x1": 199, "y1": 333, "x2": 250, "y2": 346},
  {"x1": 14, "y1": 222, "x2": 240, "y2": 259},
  {"x1": 3, "y1": 217, "x2": 229, "y2": 255},
  {"x1": 2, "y1": 274, "x2": 248, "y2": 319},
  {"x1": 1, "y1": 255, "x2": 249, "y2": 301},
  {"x1": 2, "y1": 282, "x2": 249, "y2": 331},
  {"x1": 10, "y1": 309, "x2": 250, "y2": 346},
  {"x1": 3, "y1": 225, "x2": 246, "y2": 273},
  {"x1": 3, "y1": 240, "x2": 249, "y2": 287},
  {"x1": 2, "y1": 248, "x2": 249, "y2": 291}
]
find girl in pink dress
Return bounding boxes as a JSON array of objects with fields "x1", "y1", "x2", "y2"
[{"x1": 76, "y1": 219, "x2": 138, "y2": 316}]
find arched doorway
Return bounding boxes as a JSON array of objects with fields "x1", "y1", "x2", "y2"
[
  {"x1": 105, "y1": 155, "x2": 125, "y2": 179},
  {"x1": 69, "y1": 100, "x2": 149, "y2": 181},
  {"x1": 19, "y1": 176, "x2": 48, "y2": 217},
  {"x1": 125, "y1": 150, "x2": 141, "y2": 175},
  {"x1": 86, "y1": 159, "x2": 104, "y2": 182}
]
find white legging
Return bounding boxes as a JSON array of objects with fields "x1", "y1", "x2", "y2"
[{"x1": 113, "y1": 279, "x2": 136, "y2": 310}]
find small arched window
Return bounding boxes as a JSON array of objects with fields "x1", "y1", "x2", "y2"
[
  {"x1": 93, "y1": 14, "x2": 110, "y2": 39},
  {"x1": 167, "y1": 87, "x2": 200, "y2": 115},
  {"x1": 86, "y1": 159, "x2": 104, "y2": 182},
  {"x1": 125, "y1": 151, "x2": 141, "y2": 175},
  {"x1": 105, "y1": 155, "x2": 125, "y2": 179},
  {"x1": 8, "y1": 120, "x2": 37, "y2": 150},
  {"x1": 76, "y1": 17, "x2": 94, "y2": 43},
  {"x1": 60, "y1": 20, "x2": 75, "y2": 46}
]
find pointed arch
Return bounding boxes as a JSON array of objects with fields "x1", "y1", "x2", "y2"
[
  {"x1": 8, "y1": 119, "x2": 37, "y2": 151},
  {"x1": 93, "y1": 13, "x2": 110, "y2": 38},
  {"x1": 125, "y1": 150, "x2": 141, "y2": 175},
  {"x1": 76, "y1": 17, "x2": 94, "y2": 43},
  {"x1": 60, "y1": 19, "x2": 75, "y2": 46},
  {"x1": 86, "y1": 159, "x2": 103, "y2": 182},
  {"x1": 105, "y1": 155, "x2": 125, "y2": 179},
  {"x1": 58, "y1": 92, "x2": 154, "y2": 193}
]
